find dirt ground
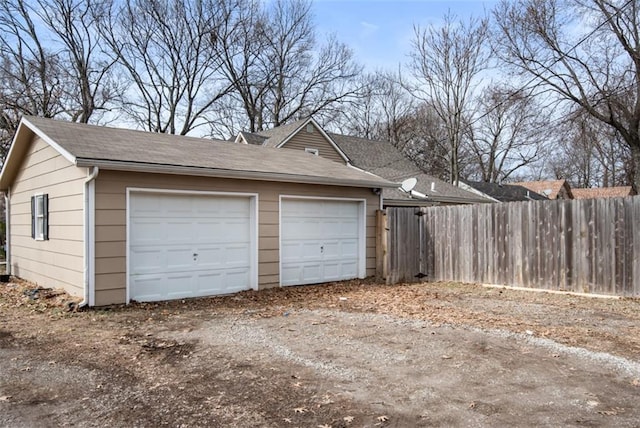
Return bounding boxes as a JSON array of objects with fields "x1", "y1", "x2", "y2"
[{"x1": 1, "y1": 278, "x2": 639, "y2": 427}]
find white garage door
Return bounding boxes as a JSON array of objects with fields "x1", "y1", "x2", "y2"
[
  {"x1": 128, "y1": 192, "x2": 255, "y2": 302},
  {"x1": 280, "y1": 198, "x2": 364, "y2": 286}
]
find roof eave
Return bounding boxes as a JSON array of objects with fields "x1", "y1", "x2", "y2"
[
  {"x1": 75, "y1": 158, "x2": 399, "y2": 189},
  {"x1": 383, "y1": 199, "x2": 438, "y2": 207},
  {"x1": 427, "y1": 195, "x2": 494, "y2": 204}
]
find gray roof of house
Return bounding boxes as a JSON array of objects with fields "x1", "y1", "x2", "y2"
[
  {"x1": 255, "y1": 119, "x2": 308, "y2": 148},
  {"x1": 238, "y1": 131, "x2": 267, "y2": 146},
  {"x1": 464, "y1": 181, "x2": 548, "y2": 202},
  {"x1": 0, "y1": 116, "x2": 396, "y2": 189},
  {"x1": 328, "y1": 133, "x2": 490, "y2": 204}
]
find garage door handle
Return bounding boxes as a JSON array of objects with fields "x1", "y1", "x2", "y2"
[
  {"x1": 193, "y1": 253, "x2": 198, "y2": 259},
  {"x1": 320, "y1": 246, "x2": 324, "y2": 253}
]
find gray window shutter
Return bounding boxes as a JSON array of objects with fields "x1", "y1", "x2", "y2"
[
  {"x1": 43, "y1": 194, "x2": 49, "y2": 240},
  {"x1": 31, "y1": 196, "x2": 35, "y2": 239}
]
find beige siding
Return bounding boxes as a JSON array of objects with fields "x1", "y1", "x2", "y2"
[
  {"x1": 9, "y1": 137, "x2": 87, "y2": 297},
  {"x1": 94, "y1": 170, "x2": 379, "y2": 306},
  {"x1": 280, "y1": 123, "x2": 346, "y2": 163}
]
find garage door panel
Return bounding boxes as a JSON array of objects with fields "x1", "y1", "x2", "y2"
[
  {"x1": 130, "y1": 221, "x2": 165, "y2": 243},
  {"x1": 281, "y1": 199, "x2": 363, "y2": 286},
  {"x1": 340, "y1": 221, "x2": 358, "y2": 236},
  {"x1": 131, "y1": 249, "x2": 163, "y2": 272},
  {"x1": 195, "y1": 247, "x2": 223, "y2": 266},
  {"x1": 281, "y1": 265, "x2": 300, "y2": 284},
  {"x1": 221, "y1": 269, "x2": 251, "y2": 289},
  {"x1": 222, "y1": 245, "x2": 251, "y2": 265},
  {"x1": 129, "y1": 192, "x2": 254, "y2": 302},
  {"x1": 132, "y1": 195, "x2": 162, "y2": 214},
  {"x1": 165, "y1": 222, "x2": 193, "y2": 241},
  {"x1": 166, "y1": 248, "x2": 195, "y2": 270},
  {"x1": 341, "y1": 241, "x2": 358, "y2": 257},
  {"x1": 322, "y1": 262, "x2": 340, "y2": 279},
  {"x1": 302, "y1": 264, "x2": 322, "y2": 282},
  {"x1": 281, "y1": 242, "x2": 303, "y2": 262},
  {"x1": 131, "y1": 274, "x2": 167, "y2": 301},
  {"x1": 322, "y1": 241, "x2": 340, "y2": 258}
]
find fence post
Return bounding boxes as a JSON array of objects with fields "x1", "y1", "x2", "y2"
[{"x1": 376, "y1": 209, "x2": 388, "y2": 281}]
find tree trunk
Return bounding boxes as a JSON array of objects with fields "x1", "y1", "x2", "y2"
[{"x1": 631, "y1": 143, "x2": 640, "y2": 193}]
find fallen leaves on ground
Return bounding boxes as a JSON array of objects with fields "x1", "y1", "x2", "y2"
[{"x1": 2, "y1": 277, "x2": 640, "y2": 360}]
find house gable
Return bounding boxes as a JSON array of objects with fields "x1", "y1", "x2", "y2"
[
  {"x1": 278, "y1": 122, "x2": 344, "y2": 163},
  {"x1": 249, "y1": 118, "x2": 349, "y2": 164}
]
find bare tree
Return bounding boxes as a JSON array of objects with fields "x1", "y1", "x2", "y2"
[
  {"x1": 549, "y1": 108, "x2": 632, "y2": 187},
  {"x1": 0, "y1": 0, "x2": 68, "y2": 155},
  {"x1": 35, "y1": 0, "x2": 119, "y2": 123},
  {"x1": 406, "y1": 106, "x2": 453, "y2": 180},
  {"x1": 215, "y1": 0, "x2": 362, "y2": 134},
  {"x1": 264, "y1": 0, "x2": 362, "y2": 127},
  {"x1": 0, "y1": 0, "x2": 120, "y2": 159},
  {"x1": 334, "y1": 70, "x2": 415, "y2": 143},
  {"x1": 494, "y1": 0, "x2": 640, "y2": 191},
  {"x1": 98, "y1": 0, "x2": 235, "y2": 135},
  {"x1": 467, "y1": 85, "x2": 550, "y2": 183},
  {"x1": 213, "y1": 0, "x2": 270, "y2": 134},
  {"x1": 408, "y1": 12, "x2": 491, "y2": 185}
]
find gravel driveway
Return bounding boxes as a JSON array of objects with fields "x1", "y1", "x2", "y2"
[{"x1": 1, "y1": 280, "x2": 639, "y2": 427}]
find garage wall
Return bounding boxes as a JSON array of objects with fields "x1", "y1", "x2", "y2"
[
  {"x1": 94, "y1": 170, "x2": 379, "y2": 306},
  {"x1": 9, "y1": 136, "x2": 87, "y2": 297}
]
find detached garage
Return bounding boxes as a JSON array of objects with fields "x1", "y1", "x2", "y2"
[{"x1": 0, "y1": 117, "x2": 395, "y2": 306}]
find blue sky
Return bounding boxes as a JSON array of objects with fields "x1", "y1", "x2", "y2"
[{"x1": 312, "y1": 0, "x2": 499, "y2": 70}]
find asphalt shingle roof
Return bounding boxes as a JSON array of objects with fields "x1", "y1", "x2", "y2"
[
  {"x1": 328, "y1": 133, "x2": 490, "y2": 204},
  {"x1": 6, "y1": 116, "x2": 394, "y2": 189},
  {"x1": 255, "y1": 119, "x2": 308, "y2": 147},
  {"x1": 571, "y1": 186, "x2": 635, "y2": 199},
  {"x1": 512, "y1": 180, "x2": 570, "y2": 199},
  {"x1": 464, "y1": 181, "x2": 548, "y2": 202},
  {"x1": 238, "y1": 131, "x2": 267, "y2": 146}
]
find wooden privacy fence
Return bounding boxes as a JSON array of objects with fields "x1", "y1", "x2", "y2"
[{"x1": 382, "y1": 197, "x2": 640, "y2": 296}]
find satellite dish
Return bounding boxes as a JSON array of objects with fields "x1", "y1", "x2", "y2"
[{"x1": 400, "y1": 177, "x2": 417, "y2": 193}]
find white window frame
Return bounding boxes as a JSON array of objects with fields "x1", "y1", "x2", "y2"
[
  {"x1": 305, "y1": 148, "x2": 319, "y2": 156},
  {"x1": 33, "y1": 193, "x2": 47, "y2": 241}
]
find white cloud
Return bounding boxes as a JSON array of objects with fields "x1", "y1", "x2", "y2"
[{"x1": 360, "y1": 21, "x2": 380, "y2": 38}]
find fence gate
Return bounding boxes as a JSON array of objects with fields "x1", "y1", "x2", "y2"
[{"x1": 385, "y1": 207, "x2": 429, "y2": 284}]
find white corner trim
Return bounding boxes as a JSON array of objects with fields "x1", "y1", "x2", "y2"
[
  {"x1": 4, "y1": 189, "x2": 10, "y2": 275},
  {"x1": 125, "y1": 187, "x2": 259, "y2": 303},
  {"x1": 234, "y1": 133, "x2": 248, "y2": 144},
  {"x1": 83, "y1": 166, "x2": 99, "y2": 307}
]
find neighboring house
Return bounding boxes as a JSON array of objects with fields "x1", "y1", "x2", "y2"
[
  {"x1": 512, "y1": 179, "x2": 573, "y2": 200},
  {"x1": 459, "y1": 181, "x2": 548, "y2": 203},
  {"x1": 235, "y1": 118, "x2": 491, "y2": 206},
  {"x1": 571, "y1": 186, "x2": 636, "y2": 199},
  {"x1": 0, "y1": 116, "x2": 396, "y2": 306}
]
